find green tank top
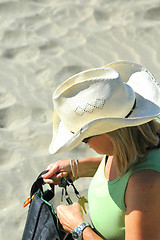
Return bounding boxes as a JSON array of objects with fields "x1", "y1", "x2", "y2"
[{"x1": 88, "y1": 148, "x2": 160, "y2": 240}]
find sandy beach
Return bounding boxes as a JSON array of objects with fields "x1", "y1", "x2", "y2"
[{"x1": 0, "y1": 0, "x2": 160, "y2": 239}]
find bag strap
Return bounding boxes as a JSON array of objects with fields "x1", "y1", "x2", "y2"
[
  {"x1": 30, "y1": 170, "x2": 55, "y2": 200},
  {"x1": 30, "y1": 170, "x2": 54, "y2": 196},
  {"x1": 23, "y1": 170, "x2": 86, "y2": 211},
  {"x1": 23, "y1": 170, "x2": 55, "y2": 207}
]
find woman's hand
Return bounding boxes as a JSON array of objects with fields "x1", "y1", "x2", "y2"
[
  {"x1": 42, "y1": 159, "x2": 72, "y2": 185},
  {"x1": 56, "y1": 202, "x2": 85, "y2": 233}
]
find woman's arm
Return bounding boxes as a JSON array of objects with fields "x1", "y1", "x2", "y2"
[
  {"x1": 125, "y1": 169, "x2": 160, "y2": 240},
  {"x1": 78, "y1": 157, "x2": 102, "y2": 177},
  {"x1": 42, "y1": 157, "x2": 102, "y2": 185}
]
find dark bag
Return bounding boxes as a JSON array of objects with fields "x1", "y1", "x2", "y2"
[{"x1": 22, "y1": 171, "x2": 73, "y2": 240}]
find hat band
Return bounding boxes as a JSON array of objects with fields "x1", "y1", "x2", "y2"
[{"x1": 125, "y1": 99, "x2": 136, "y2": 118}]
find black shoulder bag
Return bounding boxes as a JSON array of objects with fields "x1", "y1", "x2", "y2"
[{"x1": 22, "y1": 171, "x2": 82, "y2": 240}]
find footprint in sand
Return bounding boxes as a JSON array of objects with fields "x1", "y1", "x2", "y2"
[
  {"x1": 0, "y1": 87, "x2": 16, "y2": 110},
  {"x1": 145, "y1": 6, "x2": 160, "y2": 21}
]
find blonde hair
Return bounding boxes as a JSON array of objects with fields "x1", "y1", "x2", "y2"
[{"x1": 108, "y1": 119, "x2": 160, "y2": 176}]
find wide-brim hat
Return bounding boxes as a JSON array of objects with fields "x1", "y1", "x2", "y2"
[{"x1": 49, "y1": 60, "x2": 160, "y2": 154}]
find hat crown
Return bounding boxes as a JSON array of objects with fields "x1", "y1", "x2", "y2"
[
  {"x1": 50, "y1": 60, "x2": 160, "y2": 155},
  {"x1": 53, "y1": 67, "x2": 135, "y2": 132}
]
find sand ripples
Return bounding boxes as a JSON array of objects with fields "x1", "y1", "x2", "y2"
[{"x1": 0, "y1": 0, "x2": 160, "y2": 239}]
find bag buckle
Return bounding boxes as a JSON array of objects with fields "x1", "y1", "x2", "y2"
[{"x1": 23, "y1": 195, "x2": 34, "y2": 208}]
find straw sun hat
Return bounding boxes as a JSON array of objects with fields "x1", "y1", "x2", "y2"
[{"x1": 49, "y1": 60, "x2": 160, "y2": 154}]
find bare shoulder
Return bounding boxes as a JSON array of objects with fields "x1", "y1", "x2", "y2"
[
  {"x1": 125, "y1": 169, "x2": 160, "y2": 207},
  {"x1": 127, "y1": 169, "x2": 160, "y2": 193},
  {"x1": 125, "y1": 169, "x2": 160, "y2": 239}
]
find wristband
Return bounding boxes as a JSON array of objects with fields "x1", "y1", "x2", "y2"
[{"x1": 72, "y1": 222, "x2": 90, "y2": 240}]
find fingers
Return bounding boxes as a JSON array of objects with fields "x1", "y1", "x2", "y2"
[
  {"x1": 43, "y1": 170, "x2": 69, "y2": 185},
  {"x1": 57, "y1": 202, "x2": 82, "y2": 216},
  {"x1": 56, "y1": 203, "x2": 85, "y2": 232},
  {"x1": 43, "y1": 178, "x2": 54, "y2": 184},
  {"x1": 58, "y1": 171, "x2": 68, "y2": 179},
  {"x1": 42, "y1": 163, "x2": 59, "y2": 179},
  {"x1": 42, "y1": 160, "x2": 71, "y2": 185}
]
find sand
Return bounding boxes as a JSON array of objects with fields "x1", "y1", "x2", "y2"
[{"x1": 0, "y1": 0, "x2": 160, "y2": 239}]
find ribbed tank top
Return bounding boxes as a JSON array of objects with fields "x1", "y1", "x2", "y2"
[{"x1": 88, "y1": 148, "x2": 160, "y2": 240}]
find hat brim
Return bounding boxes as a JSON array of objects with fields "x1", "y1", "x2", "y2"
[
  {"x1": 49, "y1": 93, "x2": 160, "y2": 154},
  {"x1": 105, "y1": 60, "x2": 147, "y2": 83},
  {"x1": 49, "y1": 60, "x2": 160, "y2": 154}
]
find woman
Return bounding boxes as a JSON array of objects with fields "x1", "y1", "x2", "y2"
[{"x1": 43, "y1": 60, "x2": 160, "y2": 240}]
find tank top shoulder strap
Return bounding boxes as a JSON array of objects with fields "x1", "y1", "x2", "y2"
[{"x1": 108, "y1": 148, "x2": 160, "y2": 211}]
